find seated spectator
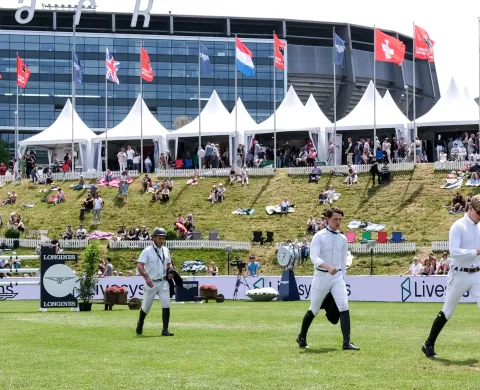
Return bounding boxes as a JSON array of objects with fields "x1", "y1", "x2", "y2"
[
  {"x1": 104, "y1": 169, "x2": 113, "y2": 183},
  {"x1": 247, "y1": 255, "x2": 260, "y2": 276},
  {"x1": 326, "y1": 185, "x2": 337, "y2": 203},
  {"x1": 142, "y1": 174, "x2": 152, "y2": 192},
  {"x1": 295, "y1": 150, "x2": 308, "y2": 166},
  {"x1": 139, "y1": 226, "x2": 150, "y2": 241},
  {"x1": 53, "y1": 188, "x2": 65, "y2": 205},
  {"x1": 116, "y1": 226, "x2": 127, "y2": 241},
  {"x1": 300, "y1": 238, "x2": 310, "y2": 262},
  {"x1": 281, "y1": 199, "x2": 290, "y2": 214},
  {"x1": 45, "y1": 169, "x2": 54, "y2": 185},
  {"x1": 306, "y1": 149, "x2": 317, "y2": 166},
  {"x1": 51, "y1": 237, "x2": 62, "y2": 253},
  {"x1": 402, "y1": 257, "x2": 422, "y2": 276},
  {"x1": 229, "y1": 167, "x2": 236, "y2": 185},
  {"x1": 185, "y1": 214, "x2": 194, "y2": 231},
  {"x1": 421, "y1": 259, "x2": 435, "y2": 276},
  {"x1": 127, "y1": 228, "x2": 137, "y2": 241},
  {"x1": 448, "y1": 192, "x2": 465, "y2": 213},
  {"x1": 161, "y1": 187, "x2": 170, "y2": 202},
  {"x1": 151, "y1": 185, "x2": 161, "y2": 203},
  {"x1": 76, "y1": 224, "x2": 87, "y2": 240},
  {"x1": 306, "y1": 216, "x2": 316, "y2": 233},
  {"x1": 318, "y1": 190, "x2": 328, "y2": 205},
  {"x1": 15, "y1": 218, "x2": 24, "y2": 233},
  {"x1": 209, "y1": 262, "x2": 218, "y2": 276},
  {"x1": 346, "y1": 168, "x2": 355, "y2": 186},
  {"x1": 165, "y1": 178, "x2": 173, "y2": 191},
  {"x1": 217, "y1": 183, "x2": 226, "y2": 202},
  {"x1": 309, "y1": 166, "x2": 321, "y2": 184},
  {"x1": 436, "y1": 252, "x2": 451, "y2": 275},
  {"x1": 209, "y1": 185, "x2": 218, "y2": 204},
  {"x1": 62, "y1": 225, "x2": 73, "y2": 239},
  {"x1": 241, "y1": 166, "x2": 249, "y2": 186},
  {"x1": 427, "y1": 252, "x2": 437, "y2": 272}
]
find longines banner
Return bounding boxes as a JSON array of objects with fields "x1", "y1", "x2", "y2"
[{"x1": 1, "y1": 276, "x2": 476, "y2": 303}]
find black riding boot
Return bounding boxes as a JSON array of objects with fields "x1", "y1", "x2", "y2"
[
  {"x1": 162, "y1": 308, "x2": 174, "y2": 336},
  {"x1": 136, "y1": 309, "x2": 147, "y2": 335},
  {"x1": 296, "y1": 310, "x2": 315, "y2": 348},
  {"x1": 340, "y1": 310, "x2": 360, "y2": 350}
]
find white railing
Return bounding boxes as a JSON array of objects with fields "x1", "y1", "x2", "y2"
[
  {"x1": 434, "y1": 161, "x2": 470, "y2": 171},
  {"x1": 109, "y1": 239, "x2": 250, "y2": 251},
  {"x1": 155, "y1": 167, "x2": 275, "y2": 178},
  {"x1": 288, "y1": 162, "x2": 415, "y2": 176},
  {"x1": 432, "y1": 241, "x2": 449, "y2": 251},
  {"x1": 0, "y1": 238, "x2": 88, "y2": 249},
  {"x1": 0, "y1": 170, "x2": 140, "y2": 184},
  {"x1": 348, "y1": 242, "x2": 416, "y2": 254}
]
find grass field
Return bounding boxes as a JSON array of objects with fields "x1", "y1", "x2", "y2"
[{"x1": 1, "y1": 300, "x2": 479, "y2": 389}]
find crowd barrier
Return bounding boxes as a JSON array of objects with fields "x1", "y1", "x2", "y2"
[
  {"x1": 0, "y1": 238, "x2": 88, "y2": 249},
  {"x1": 155, "y1": 167, "x2": 275, "y2": 178},
  {"x1": 348, "y1": 242, "x2": 416, "y2": 254},
  {"x1": 288, "y1": 162, "x2": 415, "y2": 176},
  {"x1": 109, "y1": 239, "x2": 250, "y2": 251},
  {"x1": 0, "y1": 170, "x2": 140, "y2": 184},
  {"x1": 432, "y1": 241, "x2": 449, "y2": 251},
  {"x1": 434, "y1": 161, "x2": 470, "y2": 171}
]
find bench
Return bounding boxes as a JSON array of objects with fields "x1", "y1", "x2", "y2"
[{"x1": 25, "y1": 229, "x2": 48, "y2": 239}]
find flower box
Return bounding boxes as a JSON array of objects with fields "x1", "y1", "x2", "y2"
[
  {"x1": 200, "y1": 285, "x2": 218, "y2": 299},
  {"x1": 104, "y1": 286, "x2": 128, "y2": 305},
  {"x1": 245, "y1": 287, "x2": 278, "y2": 302}
]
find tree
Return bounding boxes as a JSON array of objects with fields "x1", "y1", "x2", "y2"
[
  {"x1": 174, "y1": 115, "x2": 192, "y2": 130},
  {"x1": 0, "y1": 140, "x2": 9, "y2": 165}
]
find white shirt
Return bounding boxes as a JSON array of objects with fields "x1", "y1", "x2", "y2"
[
  {"x1": 449, "y1": 214, "x2": 480, "y2": 269},
  {"x1": 77, "y1": 228, "x2": 87, "y2": 235},
  {"x1": 137, "y1": 244, "x2": 171, "y2": 280},
  {"x1": 94, "y1": 197, "x2": 103, "y2": 210},
  {"x1": 409, "y1": 263, "x2": 422, "y2": 275},
  {"x1": 133, "y1": 155, "x2": 140, "y2": 164},
  {"x1": 310, "y1": 227, "x2": 348, "y2": 276},
  {"x1": 126, "y1": 149, "x2": 135, "y2": 159}
]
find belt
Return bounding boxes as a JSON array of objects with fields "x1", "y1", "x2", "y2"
[
  {"x1": 152, "y1": 276, "x2": 168, "y2": 281},
  {"x1": 317, "y1": 268, "x2": 341, "y2": 273},
  {"x1": 454, "y1": 267, "x2": 480, "y2": 273}
]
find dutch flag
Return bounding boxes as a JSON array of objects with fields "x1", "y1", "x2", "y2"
[{"x1": 236, "y1": 37, "x2": 255, "y2": 77}]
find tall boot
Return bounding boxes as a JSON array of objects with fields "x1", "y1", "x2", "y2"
[
  {"x1": 422, "y1": 311, "x2": 447, "y2": 358},
  {"x1": 296, "y1": 310, "x2": 315, "y2": 348},
  {"x1": 136, "y1": 309, "x2": 147, "y2": 335},
  {"x1": 162, "y1": 308, "x2": 174, "y2": 336},
  {"x1": 340, "y1": 310, "x2": 360, "y2": 350}
]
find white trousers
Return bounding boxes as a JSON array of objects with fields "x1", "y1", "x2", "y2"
[
  {"x1": 442, "y1": 270, "x2": 480, "y2": 319},
  {"x1": 309, "y1": 272, "x2": 349, "y2": 315},
  {"x1": 141, "y1": 280, "x2": 170, "y2": 313},
  {"x1": 118, "y1": 161, "x2": 126, "y2": 172}
]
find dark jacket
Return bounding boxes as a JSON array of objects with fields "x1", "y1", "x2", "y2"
[
  {"x1": 167, "y1": 269, "x2": 184, "y2": 298},
  {"x1": 320, "y1": 292, "x2": 340, "y2": 324}
]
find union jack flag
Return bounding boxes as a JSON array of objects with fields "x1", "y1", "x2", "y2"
[{"x1": 106, "y1": 48, "x2": 120, "y2": 84}]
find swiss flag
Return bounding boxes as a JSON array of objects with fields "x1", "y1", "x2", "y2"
[
  {"x1": 374, "y1": 29, "x2": 405, "y2": 65},
  {"x1": 274, "y1": 33, "x2": 286, "y2": 70},
  {"x1": 140, "y1": 47, "x2": 154, "y2": 82},
  {"x1": 414, "y1": 25, "x2": 434, "y2": 62},
  {"x1": 17, "y1": 56, "x2": 31, "y2": 88}
]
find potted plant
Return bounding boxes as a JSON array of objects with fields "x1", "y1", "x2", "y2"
[
  {"x1": 75, "y1": 241, "x2": 100, "y2": 311},
  {"x1": 104, "y1": 286, "x2": 128, "y2": 305},
  {"x1": 5, "y1": 228, "x2": 21, "y2": 249},
  {"x1": 200, "y1": 284, "x2": 218, "y2": 299}
]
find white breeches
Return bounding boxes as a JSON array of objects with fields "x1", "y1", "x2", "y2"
[
  {"x1": 142, "y1": 280, "x2": 170, "y2": 313},
  {"x1": 442, "y1": 270, "x2": 480, "y2": 319},
  {"x1": 308, "y1": 272, "x2": 349, "y2": 315}
]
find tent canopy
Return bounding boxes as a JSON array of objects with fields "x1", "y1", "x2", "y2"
[
  {"x1": 382, "y1": 90, "x2": 409, "y2": 124},
  {"x1": 248, "y1": 86, "x2": 314, "y2": 135},
  {"x1": 304, "y1": 94, "x2": 332, "y2": 129},
  {"x1": 416, "y1": 78, "x2": 479, "y2": 127},
  {"x1": 19, "y1": 99, "x2": 96, "y2": 146},
  {"x1": 169, "y1": 90, "x2": 234, "y2": 138},
  {"x1": 326, "y1": 80, "x2": 405, "y2": 131},
  {"x1": 93, "y1": 94, "x2": 168, "y2": 141},
  {"x1": 232, "y1": 97, "x2": 259, "y2": 133}
]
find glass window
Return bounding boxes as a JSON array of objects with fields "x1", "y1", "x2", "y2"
[
  {"x1": 0, "y1": 40, "x2": 8, "y2": 49},
  {"x1": 172, "y1": 63, "x2": 185, "y2": 77},
  {"x1": 172, "y1": 41, "x2": 186, "y2": 55}
]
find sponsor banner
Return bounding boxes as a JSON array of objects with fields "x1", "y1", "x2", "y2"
[{"x1": 1, "y1": 276, "x2": 476, "y2": 303}]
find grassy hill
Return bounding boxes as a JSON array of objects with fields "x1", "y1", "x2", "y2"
[{"x1": 1, "y1": 165, "x2": 470, "y2": 275}]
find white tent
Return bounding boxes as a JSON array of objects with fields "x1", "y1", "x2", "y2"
[
  {"x1": 326, "y1": 80, "x2": 405, "y2": 131},
  {"x1": 304, "y1": 94, "x2": 332, "y2": 161},
  {"x1": 230, "y1": 97, "x2": 258, "y2": 165},
  {"x1": 92, "y1": 94, "x2": 168, "y2": 171},
  {"x1": 416, "y1": 78, "x2": 480, "y2": 127},
  {"x1": 19, "y1": 99, "x2": 96, "y2": 170},
  {"x1": 248, "y1": 86, "x2": 311, "y2": 135},
  {"x1": 169, "y1": 90, "x2": 234, "y2": 138},
  {"x1": 383, "y1": 90, "x2": 409, "y2": 124}
]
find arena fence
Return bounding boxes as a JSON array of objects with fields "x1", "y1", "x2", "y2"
[
  {"x1": 432, "y1": 241, "x2": 449, "y2": 251},
  {"x1": 0, "y1": 170, "x2": 140, "y2": 184},
  {"x1": 433, "y1": 161, "x2": 470, "y2": 171},
  {"x1": 0, "y1": 238, "x2": 88, "y2": 249},
  {"x1": 155, "y1": 167, "x2": 275, "y2": 178},
  {"x1": 348, "y1": 242, "x2": 416, "y2": 254},
  {"x1": 109, "y1": 239, "x2": 250, "y2": 251},
  {"x1": 288, "y1": 162, "x2": 415, "y2": 176}
]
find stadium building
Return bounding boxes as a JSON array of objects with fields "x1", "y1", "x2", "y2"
[{"x1": 0, "y1": 2, "x2": 440, "y2": 163}]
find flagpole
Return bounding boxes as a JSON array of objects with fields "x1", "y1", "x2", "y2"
[
  {"x1": 140, "y1": 40, "x2": 143, "y2": 174},
  {"x1": 333, "y1": 28, "x2": 337, "y2": 166},
  {"x1": 273, "y1": 31, "x2": 277, "y2": 170},
  {"x1": 71, "y1": 20, "x2": 76, "y2": 172},
  {"x1": 413, "y1": 22, "x2": 417, "y2": 164},
  {"x1": 105, "y1": 46, "x2": 108, "y2": 172},
  {"x1": 478, "y1": 18, "x2": 480, "y2": 139},
  {"x1": 16, "y1": 52, "x2": 19, "y2": 160},
  {"x1": 198, "y1": 38, "x2": 202, "y2": 174},
  {"x1": 373, "y1": 25, "x2": 377, "y2": 155},
  {"x1": 234, "y1": 35, "x2": 238, "y2": 168}
]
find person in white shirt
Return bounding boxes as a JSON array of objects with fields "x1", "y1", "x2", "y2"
[
  {"x1": 117, "y1": 148, "x2": 126, "y2": 172},
  {"x1": 133, "y1": 153, "x2": 141, "y2": 172},
  {"x1": 296, "y1": 207, "x2": 359, "y2": 351},
  {"x1": 436, "y1": 252, "x2": 451, "y2": 275},
  {"x1": 241, "y1": 167, "x2": 249, "y2": 186},
  {"x1": 402, "y1": 257, "x2": 422, "y2": 276},
  {"x1": 422, "y1": 195, "x2": 480, "y2": 359},
  {"x1": 136, "y1": 228, "x2": 175, "y2": 336},
  {"x1": 93, "y1": 195, "x2": 103, "y2": 224},
  {"x1": 76, "y1": 224, "x2": 87, "y2": 240},
  {"x1": 126, "y1": 145, "x2": 135, "y2": 170}
]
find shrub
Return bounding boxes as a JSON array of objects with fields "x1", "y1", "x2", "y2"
[
  {"x1": 75, "y1": 241, "x2": 100, "y2": 303},
  {"x1": 166, "y1": 229, "x2": 177, "y2": 240},
  {"x1": 5, "y1": 228, "x2": 20, "y2": 239}
]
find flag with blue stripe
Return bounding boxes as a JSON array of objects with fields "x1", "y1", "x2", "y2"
[
  {"x1": 73, "y1": 51, "x2": 83, "y2": 84},
  {"x1": 334, "y1": 33, "x2": 345, "y2": 66}
]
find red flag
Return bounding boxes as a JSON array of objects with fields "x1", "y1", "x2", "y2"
[
  {"x1": 140, "y1": 47, "x2": 154, "y2": 82},
  {"x1": 17, "y1": 56, "x2": 31, "y2": 88},
  {"x1": 374, "y1": 29, "x2": 405, "y2": 65},
  {"x1": 274, "y1": 33, "x2": 286, "y2": 70},
  {"x1": 414, "y1": 25, "x2": 435, "y2": 62}
]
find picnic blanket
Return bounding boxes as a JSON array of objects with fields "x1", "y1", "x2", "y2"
[
  {"x1": 88, "y1": 231, "x2": 115, "y2": 240},
  {"x1": 69, "y1": 184, "x2": 96, "y2": 191},
  {"x1": 21, "y1": 202, "x2": 36, "y2": 208},
  {"x1": 441, "y1": 178, "x2": 463, "y2": 189},
  {"x1": 347, "y1": 220, "x2": 386, "y2": 232},
  {"x1": 181, "y1": 260, "x2": 206, "y2": 273},
  {"x1": 232, "y1": 208, "x2": 255, "y2": 215},
  {"x1": 97, "y1": 178, "x2": 133, "y2": 188},
  {"x1": 266, "y1": 204, "x2": 296, "y2": 215},
  {"x1": 466, "y1": 178, "x2": 480, "y2": 187}
]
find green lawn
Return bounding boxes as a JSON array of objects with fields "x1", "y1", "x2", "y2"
[{"x1": 1, "y1": 301, "x2": 479, "y2": 389}]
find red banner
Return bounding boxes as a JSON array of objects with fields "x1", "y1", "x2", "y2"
[
  {"x1": 274, "y1": 33, "x2": 286, "y2": 70},
  {"x1": 374, "y1": 29, "x2": 405, "y2": 65},
  {"x1": 140, "y1": 47, "x2": 154, "y2": 82},
  {"x1": 414, "y1": 25, "x2": 435, "y2": 62},
  {"x1": 17, "y1": 56, "x2": 31, "y2": 88}
]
